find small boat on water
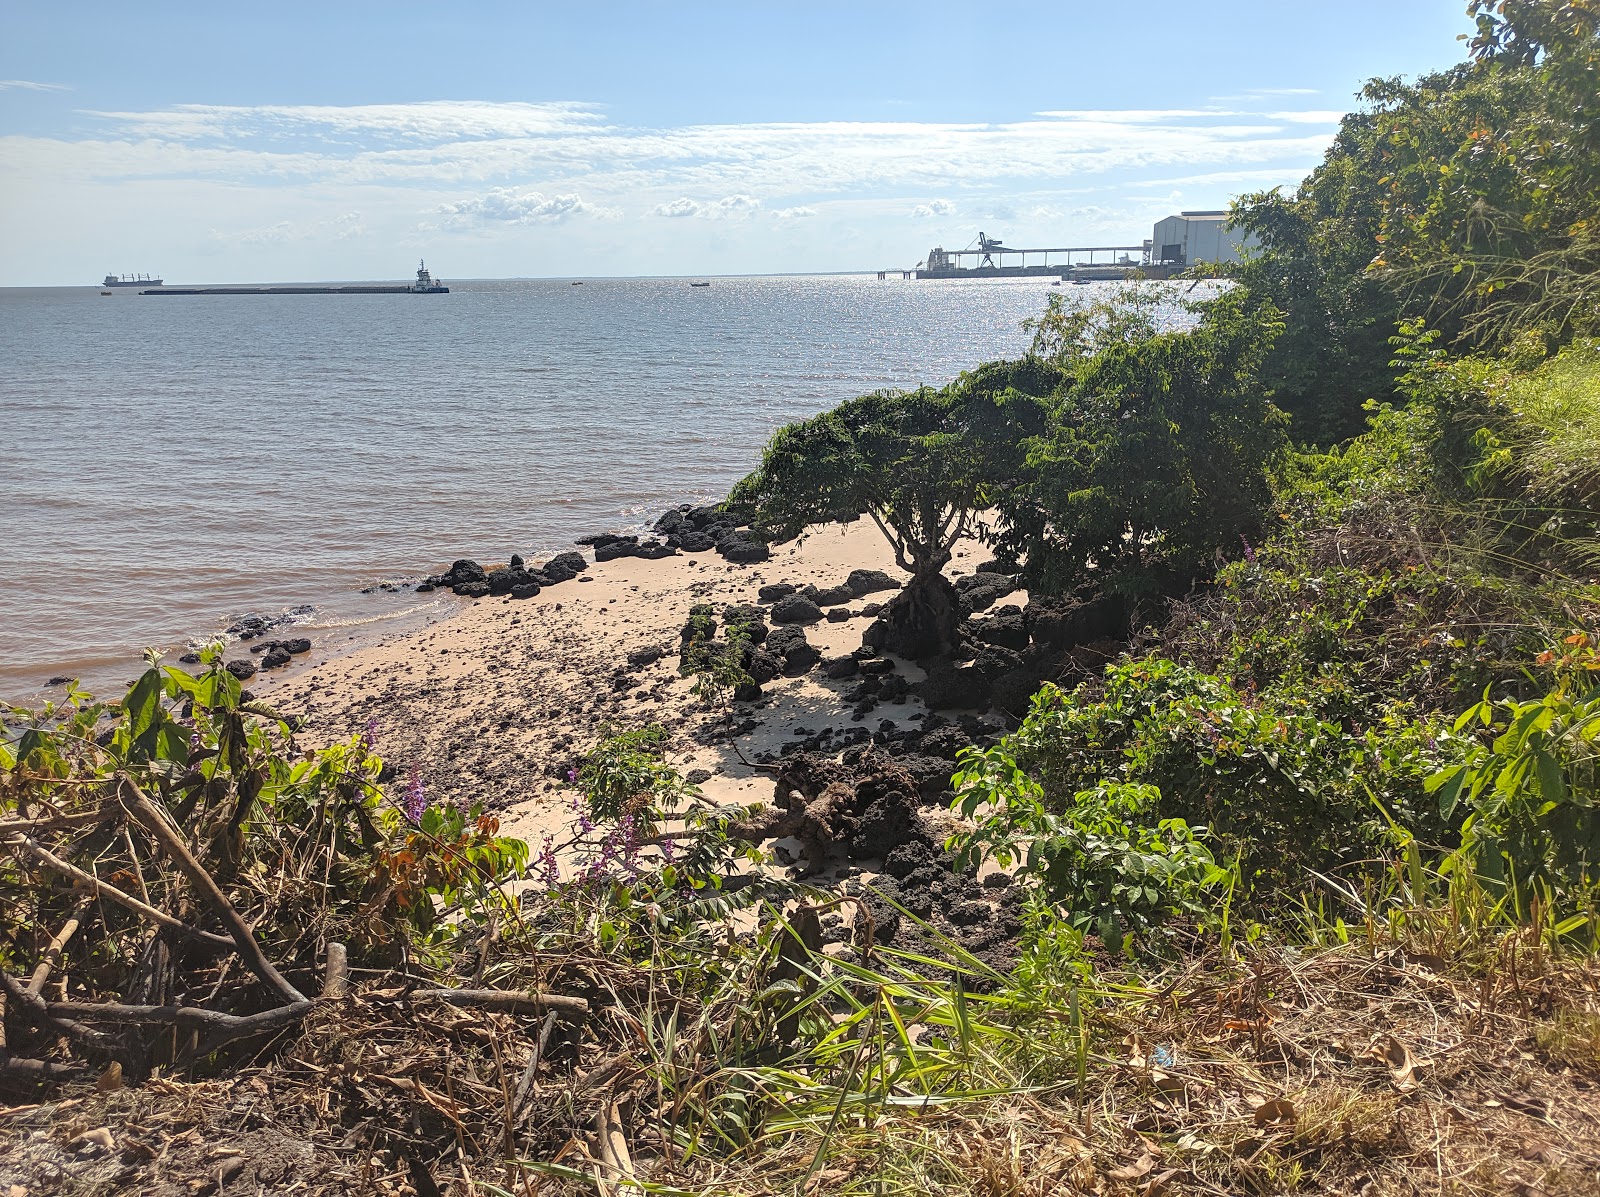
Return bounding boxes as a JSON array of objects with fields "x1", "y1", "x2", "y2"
[
  {"x1": 689, "y1": 281, "x2": 710, "y2": 288},
  {"x1": 100, "y1": 291, "x2": 112, "y2": 296},
  {"x1": 571, "y1": 281, "x2": 583, "y2": 285}
]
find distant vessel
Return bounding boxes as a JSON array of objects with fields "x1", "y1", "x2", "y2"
[
  {"x1": 410, "y1": 260, "x2": 447, "y2": 293},
  {"x1": 143, "y1": 261, "x2": 450, "y2": 297},
  {"x1": 103, "y1": 273, "x2": 162, "y2": 287},
  {"x1": 689, "y1": 281, "x2": 710, "y2": 288}
]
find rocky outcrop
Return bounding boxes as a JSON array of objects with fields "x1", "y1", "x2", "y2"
[
  {"x1": 765, "y1": 626, "x2": 820, "y2": 674},
  {"x1": 770, "y1": 595, "x2": 824, "y2": 626},
  {"x1": 845, "y1": 569, "x2": 902, "y2": 598}
]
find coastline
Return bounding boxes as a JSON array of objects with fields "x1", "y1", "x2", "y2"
[{"x1": 252, "y1": 518, "x2": 1023, "y2": 847}]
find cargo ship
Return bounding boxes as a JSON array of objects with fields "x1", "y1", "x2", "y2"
[
  {"x1": 103, "y1": 273, "x2": 162, "y2": 287},
  {"x1": 142, "y1": 261, "x2": 450, "y2": 297}
]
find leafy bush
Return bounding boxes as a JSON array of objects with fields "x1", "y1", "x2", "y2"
[
  {"x1": 949, "y1": 767, "x2": 1225, "y2": 953},
  {"x1": 575, "y1": 722, "x2": 681, "y2": 823},
  {"x1": 948, "y1": 662, "x2": 1464, "y2": 904},
  {"x1": 0, "y1": 650, "x2": 528, "y2": 1015},
  {"x1": 1430, "y1": 632, "x2": 1600, "y2": 908}
]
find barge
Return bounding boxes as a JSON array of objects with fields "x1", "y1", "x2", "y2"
[{"x1": 143, "y1": 261, "x2": 449, "y2": 296}]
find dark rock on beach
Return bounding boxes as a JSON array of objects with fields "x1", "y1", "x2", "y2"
[
  {"x1": 821, "y1": 654, "x2": 859, "y2": 679},
  {"x1": 539, "y1": 552, "x2": 587, "y2": 583},
  {"x1": 594, "y1": 537, "x2": 641, "y2": 562},
  {"x1": 805, "y1": 583, "x2": 855, "y2": 607},
  {"x1": 766, "y1": 626, "x2": 820, "y2": 675},
  {"x1": 971, "y1": 604, "x2": 1029, "y2": 651},
  {"x1": 758, "y1": 582, "x2": 797, "y2": 602},
  {"x1": 845, "y1": 569, "x2": 902, "y2": 598},
  {"x1": 722, "y1": 604, "x2": 770, "y2": 644},
  {"x1": 716, "y1": 532, "x2": 770, "y2": 564},
  {"x1": 770, "y1": 595, "x2": 823, "y2": 625},
  {"x1": 676, "y1": 531, "x2": 717, "y2": 553},
  {"x1": 225, "y1": 659, "x2": 258, "y2": 680},
  {"x1": 919, "y1": 661, "x2": 992, "y2": 711},
  {"x1": 746, "y1": 646, "x2": 783, "y2": 684}
]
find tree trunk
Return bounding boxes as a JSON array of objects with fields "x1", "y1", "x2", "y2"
[{"x1": 864, "y1": 568, "x2": 960, "y2": 660}]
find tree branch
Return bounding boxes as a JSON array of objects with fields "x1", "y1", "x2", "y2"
[
  {"x1": 8, "y1": 835, "x2": 235, "y2": 952},
  {"x1": 119, "y1": 776, "x2": 307, "y2": 1005}
]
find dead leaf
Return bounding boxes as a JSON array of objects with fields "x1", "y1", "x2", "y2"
[
  {"x1": 70, "y1": 1127, "x2": 114, "y2": 1153},
  {"x1": 1109, "y1": 1152, "x2": 1156, "y2": 1182},
  {"x1": 1124, "y1": 1035, "x2": 1147, "y2": 1070},
  {"x1": 96, "y1": 1061, "x2": 123, "y2": 1093},
  {"x1": 1252, "y1": 1097, "x2": 1297, "y2": 1127},
  {"x1": 1366, "y1": 1035, "x2": 1424, "y2": 1091},
  {"x1": 1142, "y1": 1168, "x2": 1180, "y2": 1196},
  {"x1": 1151, "y1": 1070, "x2": 1186, "y2": 1097}
]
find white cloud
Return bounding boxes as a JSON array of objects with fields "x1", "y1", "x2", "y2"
[
  {"x1": 651, "y1": 194, "x2": 761, "y2": 219},
  {"x1": 434, "y1": 188, "x2": 603, "y2": 227},
  {"x1": 333, "y1": 211, "x2": 366, "y2": 239},
  {"x1": 653, "y1": 197, "x2": 701, "y2": 217},
  {"x1": 0, "y1": 96, "x2": 1340, "y2": 282},
  {"x1": 0, "y1": 79, "x2": 68, "y2": 92}
]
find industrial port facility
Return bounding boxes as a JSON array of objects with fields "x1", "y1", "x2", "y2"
[{"x1": 885, "y1": 211, "x2": 1257, "y2": 281}]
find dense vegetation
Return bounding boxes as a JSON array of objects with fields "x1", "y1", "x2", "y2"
[{"x1": 4, "y1": 3, "x2": 1600, "y2": 1193}]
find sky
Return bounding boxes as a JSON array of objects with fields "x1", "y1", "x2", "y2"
[{"x1": 1, "y1": 1, "x2": 1473, "y2": 286}]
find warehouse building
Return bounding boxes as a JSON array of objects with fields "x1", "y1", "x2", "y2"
[{"x1": 1150, "y1": 211, "x2": 1258, "y2": 267}]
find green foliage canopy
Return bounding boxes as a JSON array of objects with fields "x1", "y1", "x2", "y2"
[{"x1": 997, "y1": 286, "x2": 1288, "y2": 595}]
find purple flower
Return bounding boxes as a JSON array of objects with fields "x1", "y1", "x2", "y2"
[
  {"x1": 1239, "y1": 534, "x2": 1257, "y2": 564},
  {"x1": 536, "y1": 834, "x2": 560, "y2": 888},
  {"x1": 403, "y1": 764, "x2": 426, "y2": 825},
  {"x1": 566, "y1": 767, "x2": 579, "y2": 784},
  {"x1": 659, "y1": 837, "x2": 676, "y2": 864},
  {"x1": 360, "y1": 717, "x2": 379, "y2": 751},
  {"x1": 570, "y1": 797, "x2": 595, "y2": 836}
]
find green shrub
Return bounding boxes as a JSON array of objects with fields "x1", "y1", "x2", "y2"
[
  {"x1": 949, "y1": 767, "x2": 1225, "y2": 953},
  {"x1": 949, "y1": 661, "x2": 1464, "y2": 903},
  {"x1": 1429, "y1": 633, "x2": 1600, "y2": 909}
]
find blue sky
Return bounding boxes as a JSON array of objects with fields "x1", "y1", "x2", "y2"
[{"x1": 1, "y1": 1, "x2": 1471, "y2": 285}]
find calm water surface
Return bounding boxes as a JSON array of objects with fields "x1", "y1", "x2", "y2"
[{"x1": 2, "y1": 274, "x2": 1098, "y2": 701}]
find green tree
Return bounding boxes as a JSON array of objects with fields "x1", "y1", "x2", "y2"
[
  {"x1": 1231, "y1": 0, "x2": 1600, "y2": 444},
  {"x1": 997, "y1": 287, "x2": 1287, "y2": 597},
  {"x1": 729, "y1": 364, "x2": 1061, "y2": 658}
]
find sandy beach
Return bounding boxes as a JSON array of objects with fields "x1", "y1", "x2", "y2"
[{"x1": 252, "y1": 519, "x2": 1021, "y2": 849}]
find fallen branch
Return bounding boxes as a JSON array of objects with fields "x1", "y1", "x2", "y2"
[
  {"x1": 0, "y1": 970, "x2": 113, "y2": 1051},
  {"x1": 408, "y1": 988, "x2": 591, "y2": 1018},
  {"x1": 321, "y1": 942, "x2": 350, "y2": 1000},
  {"x1": 26, "y1": 896, "x2": 92, "y2": 998},
  {"x1": 119, "y1": 776, "x2": 306, "y2": 1006},
  {"x1": 0, "y1": 1049, "x2": 92, "y2": 1083},
  {"x1": 7, "y1": 836, "x2": 234, "y2": 952}
]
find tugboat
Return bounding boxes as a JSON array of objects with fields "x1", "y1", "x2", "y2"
[
  {"x1": 103, "y1": 272, "x2": 162, "y2": 287},
  {"x1": 409, "y1": 260, "x2": 448, "y2": 294}
]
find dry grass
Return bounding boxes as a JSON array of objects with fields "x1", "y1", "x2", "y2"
[{"x1": 5, "y1": 924, "x2": 1600, "y2": 1197}]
